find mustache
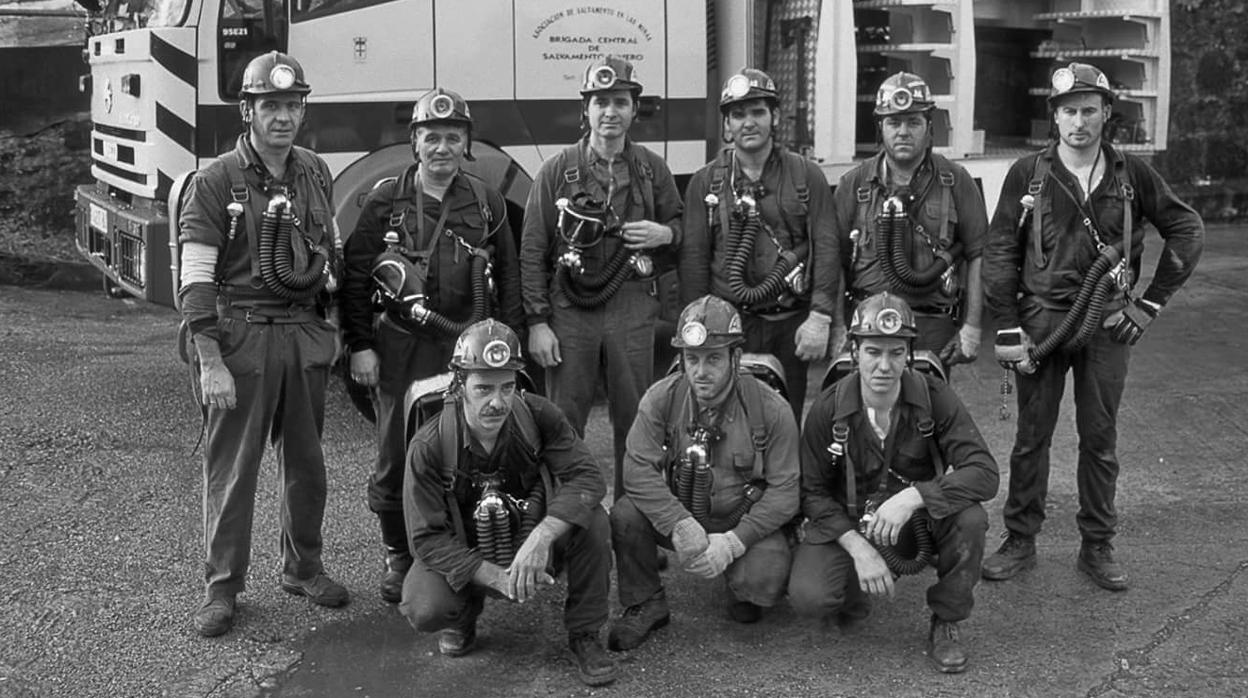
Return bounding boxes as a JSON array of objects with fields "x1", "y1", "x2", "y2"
[{"x1": 481, "y1": 404, "x2": 509, "y2": 417}]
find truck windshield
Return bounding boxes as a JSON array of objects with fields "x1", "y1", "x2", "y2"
[{"x1": 86, "y1": 0, "x2": 191, "y2": 28}]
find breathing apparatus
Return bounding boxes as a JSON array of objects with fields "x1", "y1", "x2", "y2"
[
  {"x1": 703, "y1": 154, "x2": 809, "y2": 308},
  {"x1": 873, "y1": 194, "x2": 961, "y2": 298},
  {"x1": 257, "y1": 192, "x2": 332, "y2": 301},
  {"x1": 471, "y1": 471, "x2": 546, "y2": 568},
  {"x1": 553, "y1": 193, "x2": 652, "y2": 308}
]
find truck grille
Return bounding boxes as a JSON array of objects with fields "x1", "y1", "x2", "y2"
[
  {"x1": 85, "y1": 224, "x2": 111, "y2": 265},
  {"x1": 116, "y1": 231, "x2": 144, "y2": 286}
]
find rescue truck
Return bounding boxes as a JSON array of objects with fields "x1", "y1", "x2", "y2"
[{"x1": 72, "y1": 0, "x2": 1173, "y2": 307}]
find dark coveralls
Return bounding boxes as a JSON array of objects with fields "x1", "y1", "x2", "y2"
[
  {"x1": 982, "y1": 143, "x2": 1203, "y2": 544},
  {"x1": 178, "y1": 135, "x2": 338, "y2": 598},
  {"x1": 834, "y1": 152, "x2": 987, "y2": 355},
  {"x1": 341, "y1": 172, "x2": 523, "y2": 514},
  {"x1": 520, "y1": 137, "x2": 684, "y2": 497},
  {"x1": 681, "y1": 147, "x2": 839, "y2": 415},
  {"x1": 399, "y1": 392, "x2": 611, "y2": 636},
  {"x1": 611, "y1": 372, "x2": 800, "y2": 608},
  {"x1": 789, "y1": 370, "x2": 998, "y2": 623}
]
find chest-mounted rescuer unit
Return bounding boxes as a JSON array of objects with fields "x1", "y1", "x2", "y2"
[
  {"x1": 553, "y1": 193, "x2": 653, "y2": 308},
  {"x1": 702, "y1": 159, "x2": 809, "y2": 309}
]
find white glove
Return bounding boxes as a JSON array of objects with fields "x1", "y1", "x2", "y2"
[
  {"x1": 794, "y1": 311, "x2": 832, "y2": 361},
  {"x1": 670, "y1": 517, "x2": 709, "y2": 564},
  {"x1": 830, "y1": 325, "x2": 849, "y2": 357},
  {"x1": 685, "y1": 532, "x2": 746, "y2": 579},
  {"x1": 959, "y1": 324, "x2": 982, "y2": 359}
]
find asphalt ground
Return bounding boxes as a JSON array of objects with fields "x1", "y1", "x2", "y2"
[{"x1": 0, "y1": 224, "x2": 1245, "y2": 697}]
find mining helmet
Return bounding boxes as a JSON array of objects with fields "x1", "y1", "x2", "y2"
[
  {"x1": 874, "y1": 72, "x2": 934, "y2": 117},
  {"x1": 410, "y1": 87, "x2": 475, "y2": 160},
  {"x1": 671, "y1": 295, "x2": 745, "y2": 349},
  {"x1": 450, "y1": 319, "x2": 525, "y2": 371},
  {"x1": 848, "y1": 292, "x2": 918, "y2": 340},
  {"x1": 411, "y1": 87, "x2": 473, "y2": 128},
  {"x1": 580, "y1": 55, "x2": 644, "y2": 96},
  {"x1": 719, "y1": 68, "x2": 779, "y2": 112},
  {"x1": 240, "y1": 51, "x2": 311, "y2": 96},
  {"x1": 1048, "y1": 62, "x2": 1115, "y2": 107}
]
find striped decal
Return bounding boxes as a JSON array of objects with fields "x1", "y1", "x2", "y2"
[
  {"x1": 150, "y1": 33, "x2": 196, "y2": 88},
  {"x1": 156, "y1": 102, "x2": 195, "y2": 156},
  {"x1": 196, "y1": 97, "x2": 710, "y2": 158}
]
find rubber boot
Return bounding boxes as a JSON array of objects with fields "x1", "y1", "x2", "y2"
[{"x1": 378, "y1": 510, "x2": 413, "y2": 604}]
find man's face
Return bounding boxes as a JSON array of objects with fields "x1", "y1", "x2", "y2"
[
  {"x1": 856, "y1": 336, "x2": 909, "y2": 397},
  {"x1": 682, "y1": 345, "x2": 738, "y2": 404},
  {"x1": 242, "y1": 92, "x2": 305, "y2": 151},
  {"x1": 414, "y1": 123, "x2": 468, "y2": 179},
  {"x1": 585, "y1": 89, "x2": 636, "y2": 140},
  {"x1": 1053, "y1": 92, "x2": 1108, "y2": 151},
  {"x1": 724, "y1": 98, "x2": 776, "y2": 153},
  {"x1": 461, "y1": 369, "x2": 516, "y2": 438},
  {"x1": 880, "y1": 113, "x2": 930, "y2": 167}
]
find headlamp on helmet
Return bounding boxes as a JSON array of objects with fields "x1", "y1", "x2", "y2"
[
  {"x1": 269, "y1": 65, "x2": 296, "y2": 91},
  {"x1": 1048, "y1": 62, "x2": 1114, "y2": 106},
  {"x1": 848, "y1": 292, "x2": 918, "y2": 340},
  {"x1": 873, "y1": 72, "x2": 934, "y2": 117},
  {"x1": 671, "y1": 295, "x2": 744, "y2": 349},
  {"x1": 450, "y1": 319, "x2": 525, "y2": 371},
  {"x1": 580, "y1": 55, "x2": 643, "y2": 96},
  {"x1": 719, "y1": 68, "x2": 779, "y2": 112}
]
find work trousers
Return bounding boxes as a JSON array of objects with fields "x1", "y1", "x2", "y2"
[
  {"x1": 399, "y1": 506, "x2": 612, "y2": 636},
  {"x1": 201, "y1": 316, "x2": 337, "y2": 598},
  {"x1": 548, "y1": 280, "x2": 657, "y2": 498},
  {"x1": 1005, "y1": 306, "x2": 1130, "y2": 543},
  {"x1": 915, "y1": 313, "x2": 958, "y2": 365},
  {"x1": 368, "y1": 316, "x2": 455, "y2": 513},
  {"x1": 610, "y1": 495, "x2": 792, "y2": 608},
  {"x1": 741, "y1": 311, "x2": 807, "y2": 418},
  {"x1": 788, "y1": 505, "x2": 987, "y2": 622}
]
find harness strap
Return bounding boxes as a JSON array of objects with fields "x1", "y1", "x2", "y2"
[
  {"x1": 225, "y1": 152, "x2": 263, "y2": 280},
  {"x1": 937, "y1": 168, "x2": 954, "y2": 248},
  {"x1": 1029, "y1": 155, "x2": 1051, "y2": 268}
]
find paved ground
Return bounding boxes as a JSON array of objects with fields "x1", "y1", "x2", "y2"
[{"x1": 0, "y1": 225, "x2": 1245, "y2": 697}]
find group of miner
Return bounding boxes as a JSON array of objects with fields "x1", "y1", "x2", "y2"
[{"x1": 176, "y1": 50, "x2": 1204, "y2": 686}]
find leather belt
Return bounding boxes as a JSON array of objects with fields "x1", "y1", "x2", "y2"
[{"x1": 220, "y1": 304, "x2": 320, "y2": 324}]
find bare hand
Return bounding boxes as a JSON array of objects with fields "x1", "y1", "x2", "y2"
[
  {"x1": 620, "y1": 220, "x2": 673, "y2": 250},
  {"x1": 507, "y1": 531, "x2": 555, "y2": 603},
  {"x1": 350, "y1": 349, "x2": 380, "y2": 387},
  {"x1": 200, "y1": 362, "x2": 237, "y2": 410},
  {"x1": 852, "y1": 546, "x2": 895, "y2": 598},
  {"x1": 528, "y1": 323, "x2": 562, "y2": 368}
]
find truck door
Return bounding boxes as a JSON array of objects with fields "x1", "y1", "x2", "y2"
[{"x1": 216, "y1": 0, "x2": 289, "y2": 100}]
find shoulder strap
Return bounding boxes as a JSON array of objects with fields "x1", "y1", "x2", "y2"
[
  {"x1": 778, "y1": 151, "x2": 811, "y2": 242},
  {"x1": 511, "y1": 393, "x2": 541, "y2": 458},
  {"x1": 293, "y1": 145, "x2": 332, "y2": 205},
  {"x1": 1114, "y1": 149, "x2": 1134, "y2": 245},
  {"x1": 560, "y1": 143, "x2": 583, "y2": 191},
  {"x1": 909, "y1": 372, "x2": 945, "y2": 477},
  {"x1": 630, "y1": 147, "x2": 656, "y2": 221},
  {"x1": 933, "y1": 156, "x2": 955, "y2": 247},
  {"x1": 736, "y1": 376, "x2": 770, "y2": 482},
  {"x1": 461, "y1": 171, "x2": 495, "y2": 229},
  {"x1": 1028, "y1": 153, "x2": 1051, "y2": 268},
  {"x1": 225, "y1": 151, "x2": 261, "y2": 280},
  {"x1": 663, "y1": 376, "x2": 691, "y2": 454},
  {"x1": 827, "y1": 380, "x2": 857, "y2": 519}
]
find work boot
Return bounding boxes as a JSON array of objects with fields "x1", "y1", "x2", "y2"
[
  {"x1": 193, "y1": 596, "x2": 236, "y2": 638},
  {"x1": 926, "y1": 615, "x2": 968, "y2": 674},
  {"x1": 380, "y1": 553, "x2": 412, "y2": 604},
  {"x1": 1077, "y1": 541, "x2": 1129, "y2": 591},
  {"x1": 607, "y1": 593, "x2": 671, "y2": 651},
  {"x1": 727, "y1": 601, "x2": 762, "y2": 624},
  {"x1": 281, "y1": 572, "x2": 350, "y2": 608},
  {"x1": 981, "y1": 533, "x2": 1036, "y2": 581},
  {"x1": 438, "y1": 621, "x2": 478, "y2": 657},
  {"x1": 835, "y1": 593, "x2": 872, "y2": 634},
  {"x1": 378, "y1": 510, "x2": 412, "y2": 603},
  {"x1": 569, "y1": 631, "x2": 620, "y2": 687}
]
